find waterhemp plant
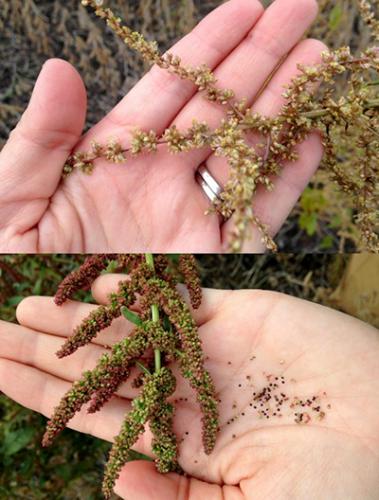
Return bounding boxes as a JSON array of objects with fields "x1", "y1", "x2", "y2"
[
  {"x1": 42, "y1": 254, "x2": 217, "y2": 498},
  {"x1": 64, "y1": 0, "x2": 379, "y2": 252}
]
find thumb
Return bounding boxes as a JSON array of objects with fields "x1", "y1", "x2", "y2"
[
  {"x1": 113, "y1": 461, "x2": 221, "y2": 500},
  {"x1": 0, "y1": 58, "x2": 86, "y2": 231},
  {"x1": 114, "y1": 461, "x2": 185, "y2": 500}
]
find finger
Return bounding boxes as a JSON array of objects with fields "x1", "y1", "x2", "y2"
[
  {"x1": 84, "y1": 0, "x2": 264, "y2": 143},
  {"x1": 0, "y1": 59, "x2": 86, "y2": 246},
  {"x1": 165, "y1": 0, "x2": 319, "y2": 171},
  {"x1": 0, "y1": 320, "x2": 159, "y2": 401},
  {"x1": 91, "y1": 274, "x2": 231, "y2": 325},
  {"x1": 16, "y1": 296, "x2": 137, "y2": 347},
  {"x1": 221, "y1": 38, "x2": 326, "y2": 251},
  {"x1": 0, "y1": 358, "x2": 131, "y2": 444},
  {"x1": 1, "y1": 317, "x2": 200, "y2": 403},
  {"x1": 114, "y1": 461, "x2": 229, "y2": 500},
  {"x1": 0, "y1": 320, "x2": 107, "y2": 384},
  {"x1": 15, "y1": 284, "x2": 230, "y2": 349}
]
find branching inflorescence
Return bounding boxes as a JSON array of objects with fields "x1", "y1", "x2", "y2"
[
  {"x1": 65, "y1": 0, "x2": 379, "y2": 252},
  {"x1": 42, "y1": 254, "x2": 218, "y2": 498}
]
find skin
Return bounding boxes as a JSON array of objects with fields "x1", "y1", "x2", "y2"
[
  {"x1": 0, "y1": 277, "x2": 378, "y2": 499},
  {"x1": 0, "y1": 0, "x2": 327, "y2": 253}
]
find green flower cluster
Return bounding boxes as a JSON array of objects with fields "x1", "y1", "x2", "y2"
[
  {"x1": 43, "y1": 327, "x2": 149, "y2": 447},
  {"x1": 145, "y1": 277, "x2": 219, "y2": 454},
  {"x1": 150, "y1": 401, "x2": 181, "y2": 474},
  {"x1": 102, "y1": 367, "x2": 177, "y2": 498},
  {"x1": 44, "y1": 254, "x2": 218, "y2": 498}
]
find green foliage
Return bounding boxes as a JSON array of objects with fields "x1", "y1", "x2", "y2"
[
  {"x1": 329, "y1": 4, "x2": 344, "y2": 31},
  {"x1": 2, "y1": 426, "x2": 35, "y2": 458},
  {"x1": 299, "y1": 187, "x2": 328, "y2": 237},
  {"x1": 0, "y1": 382, "x2": 111, "y2": 500},
  {"x1": 122, "y1": 307, "x2": 144, "y2": 327}
]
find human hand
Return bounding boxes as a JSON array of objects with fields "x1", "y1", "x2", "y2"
[
  {"x1": 0, "y1": 278, "x2": 378, "y2": 499},
  {"x1": 0, "y1": 0, "x2": 326, "y2": 253}
]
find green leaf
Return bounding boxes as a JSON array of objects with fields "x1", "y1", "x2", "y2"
[
  {"x1": 6, "y1": 296, "x2": 24, "y2": 306},
  {"x1": 135, "y1": 361, "x2": 151, "y2": 376},
  {"x1": 299, "y1": 212, "x2": 318, "y2": 237},
  {"x1": 127, "y1": 449, "x2": 154, "y2": 462},
  {"x1": 55, "y1": 463, "x2": 73, "y2": 482},
  {"x1": 329, "y1": 4, "x2": 343, "y2": 31},
  {"x1": 330, "y1": 215, "x2": 342, "y2": 229},
  {"x1": 320, "y1": 235, "x2": 335, "y2": 250},
  {"x1": 2, "y1": 427, "x2": 35, "y2": 457},
  {"x1": 104, "y1": 259, "x2": 118, "y2": 274},
  {"x1": 300, "y1": 187, "x2": 327, "y2": 212},
  {"x1": 32, "y1": 277, "x2": 43, "y2": 295},
  {"x1": 122, "y1": 307, "x2": 143, "y2": 327}
]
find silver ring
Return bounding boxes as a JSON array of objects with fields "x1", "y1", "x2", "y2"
[{"x1": 196, "y1": 164, "x2": 223, "y2": 204}]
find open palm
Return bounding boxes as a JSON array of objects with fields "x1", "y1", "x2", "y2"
[
  {"x1": 0, "y1": 277, "x2": 378, "y2": 499},
  {"x1": 0, "y1": 0, "x2": 326, "y2": 253}
]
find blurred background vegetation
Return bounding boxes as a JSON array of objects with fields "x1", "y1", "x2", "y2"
[
  {"x1": 0, "y1": 254, "x2": 378, "y2": 498},
  {"x1": 0, "y1": 0, "x2": 377, "y2": 251}
]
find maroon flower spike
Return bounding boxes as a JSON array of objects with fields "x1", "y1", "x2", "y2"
[
  {"x1": 115, "y1": 254, "x2": 144, "y2": 272},
  {"x1": 179, "y1": 254, "x2": 202, "y2": 309},
  {"x1": 87, "y1": 364, "x2": 131, "y2": 414},
  {"x1": 56, "y1": 299, "x2": 123, "y2": 358},
  {"x1": 55, "y1": 255, "x2": 112, "y2": 306},
  {"x1": 44, "y1": 327, "x2": 149, "y2": 446},
  {"x1": 56, "y1": 279, "x2": 139, "y2": 358}
]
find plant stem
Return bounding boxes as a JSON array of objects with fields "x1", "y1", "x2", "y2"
[
  {"x1": 365, "y1": 98, "x2": 379, "y2": 109},
  {"x1": 239, "y1": 99, "x2": 379, "y2": 130},
  {"x1": 145, "y1": 254, "x2": 161, "y2": 373},
  {"x1": 152, "y1": 303, "x2": 161, "y2": 372},
  {"x1": 302, "y1": 99, "x2": 379, "y2": 119},
  {"x1": 136, "y1": 361, "x2": 151, "y2": 376}
]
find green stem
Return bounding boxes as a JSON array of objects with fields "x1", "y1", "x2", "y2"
[
  {"x1": 145, "y1": 254, "x2": 161, "y2": 373},
  {"x1": 152, "y1": 303, "x2": 161, "y2": 371},
  {"x1": 302, "y1": 99, "x2": 379, "y2": 119},
  {"x1": 145, "y1": 253, "x2": 155, "y2": 270},
  {"x1": 239, "y1": 99, "x2": 379, "y2": 127},
  {"x1": 136, "y1": 361, "x2": 151, "y2": 376},
  {"x1": 365, "y1": 98, "x2": 379, "y2": 109}
]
